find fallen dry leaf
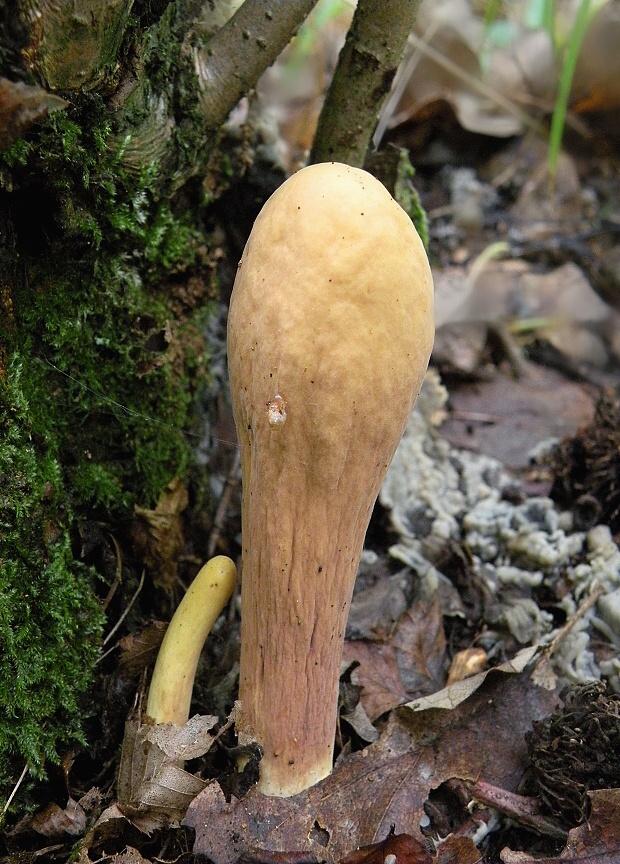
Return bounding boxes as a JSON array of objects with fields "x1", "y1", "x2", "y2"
[
  {"x1": 340, "y1": 830, "x2": 432, "y2": 864},
  {"x1": 347, "y1": 570, "x2": 410, "y2": 640},
  {"x1": 432, "y1": 322, "x2": 488, "y2": 376},
  {"x1": 519, "y1": 263, "x2": 610, "y2": 325},
  {"x1": 564, "y1": 790, "x2": 620, "y2": 858},
  {"x1": 343, "y1": 593, "x2": 446, "y2": 722},
  {"x1": 118, "y1": 621, "x2": 167, "y2": 677},
  {"x1": 117, "y1": 714, "x2": 217, "y2": 832},
  {"x1": 132, "y1": 477, "x2": 189, "y2": 592},
  {"x1": 440, "y1": 363, "x2": 595, "y2": 471},
  {"x1": 30, "y1": 797, "x2": 87, "y2": 838},
  {"x1": 343, "y1": 641, "x2": 409, "y2": 722},
  {"x1": 87, "y1": 802, "x2": 142, "y2": 850},
  {"x1": 339, "y1": 699, "x2": 379, "y2": 745},
  {"x1": 404, "y1": 645, "x2": 537, "y2": 712},
  {"x1": 185, "y1": 664, "x2": 558, "y2": 863},
  {"x1": 0, "y1": 77, "x2": 67, "y2": 151},
  {"x1": 379, "y1": 0, "x2": 548, "y2": 144},
  {"x1": 392, "y1": 594, "x2": 447, "y2": 696}
]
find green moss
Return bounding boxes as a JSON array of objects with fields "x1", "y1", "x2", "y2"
[
  {"x1": 0, "y1": 94, "x2": 216, "y2": 807},
  {"x1": 393, "y1": 150, "x2": 430, "y2": 251},
  {"x1": 365, "y1": 148, "x2": 429, "y2": 250},
  {"x1": 2, "y1": 98, "x2": 211, "y2": 513},
  {"x1": 0, "y1": 362, "x2": 105, "y2": 799}
]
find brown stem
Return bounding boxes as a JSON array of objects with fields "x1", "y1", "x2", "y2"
[
  {"x1": 310, "y1": 0, "x2": 420, "y2": 167},
  {"x1": 194, "y1": 0, "x2": 320, "y2": 125}
]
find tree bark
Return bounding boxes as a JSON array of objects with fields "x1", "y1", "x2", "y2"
[
  {"x1": 194, "y1": 0, "x2": 320, "y2": 126},
  {"x1": 110, "y1": 0, "x2": 320, "y2": 188},
  {"x1": 310, "y1": 0, "x2": 420, "y2": 167}
]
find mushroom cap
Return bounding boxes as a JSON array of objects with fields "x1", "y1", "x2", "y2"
[
  {"x1": 229, "y1": 162, "x2": 434, "y2": 479},
  {"x1": 229, "y1": 162, "x2": 434, "y2": 796}
]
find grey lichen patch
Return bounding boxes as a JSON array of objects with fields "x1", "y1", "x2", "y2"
[
  {"x1": 381, "y1": 370, "x2": 510, "y2": 567},
  {"x1": 380, "y1": 370, "x2": 620, "y2": 688},
  {"x1": 464, "y1": 497, "x2": 585, "y2": 571}
]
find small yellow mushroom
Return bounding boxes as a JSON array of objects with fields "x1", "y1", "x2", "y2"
[{"x1": 146, "y1": 555, "x2": 237, "y2": 725}]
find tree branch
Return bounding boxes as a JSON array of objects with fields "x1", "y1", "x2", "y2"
[
  {"x1": 109, "y1": 0, "x2": 319, "y2": 189},
  {"x1": 310, "y1": 0, "x2": 420, "y2": 167},
  {"x1": 195, "y1": 0, "x2": 319, "y2": 127}
]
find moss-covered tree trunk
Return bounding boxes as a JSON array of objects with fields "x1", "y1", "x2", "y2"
[
  {"x1": 0, "y1": 0, "x2": 421, "y2": 815},
  {"x1": 0, "y1": 0, "x2": 318, "y2": 807}
]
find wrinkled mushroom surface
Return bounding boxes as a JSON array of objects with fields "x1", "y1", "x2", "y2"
[{"x1": 228, "y1": 162, "x2": 434, "y2": 797}]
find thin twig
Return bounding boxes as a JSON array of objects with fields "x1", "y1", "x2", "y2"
[
  {"x1": 545, "y1": 581, "x2": 605, "y2": 662},
  {"x1": 101, "y1": 532, "x2": 123, "y2": 612},
  {"x1": 532, "y1": 581, "x2": 606, "y2": 688},
  {"x1": 310, "y1": 0, "x2": 420, "y2": 165},
  {"x1": 102, "y1": 569, "x2": 146, "y2": 647},
  {"x1": 2, "y1": 763, "x2": 29, "y2": 815},
  {"x1": 450, "y1": 409, "x2": 502, "y2": 424}
]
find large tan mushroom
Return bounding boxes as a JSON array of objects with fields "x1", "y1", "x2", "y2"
[{"x1": 228, "y1": 162, "x2": 434, "y2": 798}]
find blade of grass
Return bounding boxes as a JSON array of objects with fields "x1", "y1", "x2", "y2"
[
  {"x1": 547, "y1": 0, "x2": 591, "y2": 181},
  {"x1": 541, "y1": 0, "x2": 555, "y2": 38}
]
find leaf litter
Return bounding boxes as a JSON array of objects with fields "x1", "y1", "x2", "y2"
[
  {"x1": 184, "y1": 665, "x2": 558, "y2": 863},
  {"x1": 6, "y1": 3, "x2": 620, "y2": 861},
  {"x1": 181, "y1": 364, "x2": 620, "y2": 861}
]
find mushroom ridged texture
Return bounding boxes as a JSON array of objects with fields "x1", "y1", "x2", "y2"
[{"x1": 228, "y1": 162, "x2": 434, "y2": 797}]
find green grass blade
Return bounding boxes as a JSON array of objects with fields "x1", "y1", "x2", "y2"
[{"x1": 548, "y1": 0, "x2": 591, "y2": 180}]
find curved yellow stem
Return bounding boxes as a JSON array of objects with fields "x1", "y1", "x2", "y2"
[{"x1": 146, "y1": 555, "x2": 237, "y2": 725}]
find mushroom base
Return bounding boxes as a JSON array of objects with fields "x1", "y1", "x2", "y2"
[{"x1": 257, "y1": 749, "x2": 334, "y2": 799}]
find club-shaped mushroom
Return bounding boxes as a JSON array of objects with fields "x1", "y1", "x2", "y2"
[
  {"x1": 146, "y1": 555, "x2": 237, "y2": 725},
  {"x1": 228, "y1": 162, "x2": 434, "y2": 797}
]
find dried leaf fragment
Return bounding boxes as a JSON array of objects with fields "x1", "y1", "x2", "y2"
[
  {"x1": 30, "y1": 797, "x2": 87, "y2": 838},
  {"x1": 404, "y1": 646, "x2": 538, "y2": 712},
  {"x1": 133, "y1": 477, "x2": 189, "y2": 592},
  {"x1": 0, "y1": 77, "x2": 67, "y2": 151},
  {"x1": 117, "y1": 714, "x2": 217, "y2": 830}
]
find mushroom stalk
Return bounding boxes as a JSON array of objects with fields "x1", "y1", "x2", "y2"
[
  {"x1": 146, "y1": 556, "x2": 236, "y2": 725},
  {"x1": 228, "y1": 162, "x2": 434, "y2": 797}
]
